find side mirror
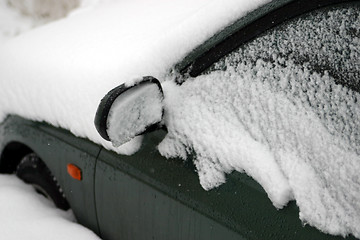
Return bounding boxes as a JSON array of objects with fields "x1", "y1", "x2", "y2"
[{"x1": 95, "y1": 76, "x2": 164, "y2": 147}]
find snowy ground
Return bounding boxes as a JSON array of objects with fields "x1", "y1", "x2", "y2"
[{"x1": 0, "y1": 175, "x2": 100, "y2": 240}]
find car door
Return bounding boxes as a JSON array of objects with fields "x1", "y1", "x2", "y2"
[{"x1": 94, "y1": 1, "x2": 359, "y2": 240}]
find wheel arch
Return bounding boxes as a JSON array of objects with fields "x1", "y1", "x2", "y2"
[
  {"x1": 0, "y1": 115, "x2": 101, "y2": 234},
  {"x1": 0, "y1": 141, "x2": 33, "y2": 173}
]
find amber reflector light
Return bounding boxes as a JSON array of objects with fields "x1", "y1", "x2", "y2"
[{"x1": 67, "y1": 163, "x2": 82, "y2": 181}]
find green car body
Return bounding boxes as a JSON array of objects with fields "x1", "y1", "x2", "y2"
[{"x1": 0, "y1": 0, "x2": 359, "y2": 239}]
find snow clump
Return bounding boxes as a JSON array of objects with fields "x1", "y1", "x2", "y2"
[{"x1": 159, "y1": 5, "x2": 360, "y2": 238}]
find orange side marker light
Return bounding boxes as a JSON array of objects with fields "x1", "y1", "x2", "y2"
[{"x1": 67, "y1": 163, "x2": 82, "y2": 181}]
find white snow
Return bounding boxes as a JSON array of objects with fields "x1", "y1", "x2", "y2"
[
  {"x1": 159, "y1": 5, "x2": 360, "y2": 238},
  {"x1": 0, "y1": 1, "x2": 36, "y2": 42},
  {"x1": 0, "y1": 0, "x2": 80, "y2": 43},
  {"x1": 0, "y1": 174, "x2": 100, "y2": 240},
  {"x1": 107, "y1": 82, "x2": 163, "y2": 147},
  {"x1": 0, "y1": 0, "x2": 270, "y2": 154},
  {"x1": 0, "y1": 0, "x2": 359, "y2": 239}
]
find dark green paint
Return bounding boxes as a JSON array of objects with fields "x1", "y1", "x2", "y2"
[
  {"x1": 1, "y1": 116, "x2": 357, "y2": 239},
  {"x1": 0, "y1": 116, "x2": 101, "y2": 235},
  {"x1": 95, "y1": 130, "x2": 357, "y2": 240}
]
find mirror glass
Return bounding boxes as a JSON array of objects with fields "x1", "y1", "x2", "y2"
[{"x1": 106, "y1": 81, "x2": 164, "y2": 147}]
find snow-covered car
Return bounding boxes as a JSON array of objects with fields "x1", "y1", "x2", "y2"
[{"x1": 0, "y1": 0, "x2": 359, "y2": 239}]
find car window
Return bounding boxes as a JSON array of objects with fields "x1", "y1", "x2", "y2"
[
  {"x1": 205, "y1": 2, "x2": 359, "y2": 153},
  {"x1": 159, "y1": 3, "x2": 360, "y2": 238},
  {"x1": 180, "y1": 0, "x2": 356, "y2": 78},
  {"x1": 208, "y1": 3, "x2": 359, "y2": 91}
]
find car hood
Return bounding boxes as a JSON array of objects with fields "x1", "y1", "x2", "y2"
[{"x1": 0, "y1": 0, "x2": 271, "y2": 154}]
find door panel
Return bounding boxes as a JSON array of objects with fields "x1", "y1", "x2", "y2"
[
  {"x1": 95, "y1": 130, "x2": 243, "y2": 240},
  {"x1": 95, "y1": 160, "x2": 242, "y2": 240},
  {"x1": 94, "y1": 130, "x2": 347, "y2": 240}
]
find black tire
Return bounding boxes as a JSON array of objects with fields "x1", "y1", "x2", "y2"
[{"x1": 16, "y1": 153, "x2": 70, "y2": 210}]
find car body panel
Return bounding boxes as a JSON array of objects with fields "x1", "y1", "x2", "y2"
[
  {"x1": 95, "y1": 130, "x2": 356, "y2": 240},
  {"x1": 1, "y1": 115, "x2": 357, "y2": 239},
  {"x1": 0, "y1": 116, "x2": 357, "y2": 239},
  {"x1": 95, "y1": 150, "x2": 242, "y2": 240},
  {"x1": 0, "y1": 115, "x2": 101, "y2": 235}
]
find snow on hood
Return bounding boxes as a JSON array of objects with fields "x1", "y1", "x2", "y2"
[{"x1": 0, "y1": 0, "x2": 270, "y2": 153}]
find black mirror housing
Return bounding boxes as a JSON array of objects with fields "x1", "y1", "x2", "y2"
[{"x1": 94, "y1": 76, "x2": 164, "y2": 146}]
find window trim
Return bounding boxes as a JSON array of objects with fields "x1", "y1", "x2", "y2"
[{"x1": 177, "y1": 0, "x2": 356, "y2": 78}]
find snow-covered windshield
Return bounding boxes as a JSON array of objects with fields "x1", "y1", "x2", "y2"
[{"x1": 159, "y1": 4, "x2": 360, "y2": 238}]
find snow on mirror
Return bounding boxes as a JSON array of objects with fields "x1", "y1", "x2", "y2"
[{"x1": 95, "y1": 77, "x2": 164, "y2": 147}]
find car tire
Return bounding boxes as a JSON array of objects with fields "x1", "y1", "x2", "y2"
[{"x1": 16, "y1": 153, "x2": 70, "y2": 210}]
